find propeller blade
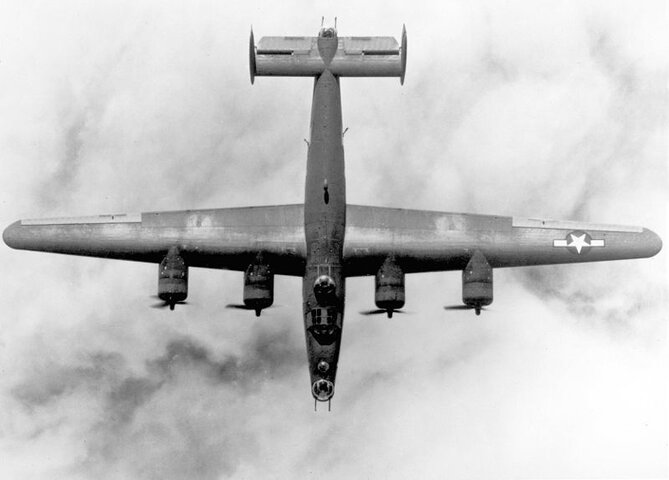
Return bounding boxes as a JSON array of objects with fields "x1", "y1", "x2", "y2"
[
  {"x1": 443, "y1": 305, "x2": 488, "y2": 315},
  {"x1": 225, "y1": 304, "x2": 280, "y2": 317},
  {"x1": 360, "y1": 309, "x2": 410, "y2": 318},
  {"x1": 151, "y1": 301, "x2": 188, "y2": 307},
  {"x1": 225, "y1": 304, "x2": 253, "y2": 310},
  {"x1": 225, "y1": 304, "x2": 282, "y2": 310},
  {"x1": 150, "y1": 296, "x2": 188, "y2": 309}
]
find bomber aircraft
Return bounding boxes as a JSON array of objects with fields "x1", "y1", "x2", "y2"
[{"x1": 3, "y1": 25, "x2": 662, "y2": 409}]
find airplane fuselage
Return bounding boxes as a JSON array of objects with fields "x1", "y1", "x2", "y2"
[{"x1": 302, "y1": 35, "x2": 346, "y2": 403}]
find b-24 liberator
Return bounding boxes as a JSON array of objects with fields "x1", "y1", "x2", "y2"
[{"x1": 4, "y1": 25, "x2": 662, "y2": 409}]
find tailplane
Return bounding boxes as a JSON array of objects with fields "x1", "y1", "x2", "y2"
[{"x1": 250, "y1": 24, "x2": 407, "y2": 84}]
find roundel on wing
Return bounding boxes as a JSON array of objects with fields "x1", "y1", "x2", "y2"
[{"x1": 553, "y1": 230, "x2": 606, "y2": 255}]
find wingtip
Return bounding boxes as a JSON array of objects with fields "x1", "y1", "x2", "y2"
[
  {"x1": 400, "y1": 24, "x2": 407, "y2": 86},
  {"x1": 3, "y1": 220, "x2": 22, "y2": 249},
  {"x1": 249, "y1": 27, "x2": 256, "y2": 85},
  {"x1": 643, "y1": 228, "x2": 663, "y2": 257}
]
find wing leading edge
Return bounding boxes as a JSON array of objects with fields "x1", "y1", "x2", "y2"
[
  {"x1": 343, "y1": 205, "x2": 662, "y2": 276},
  {"x1": 3, "y1": 205, "x2": 306, "y2": 276}
]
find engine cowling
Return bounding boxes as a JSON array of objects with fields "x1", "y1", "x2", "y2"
[
  {"x1": 244, "y1": 262, "x2": 273, "y2": 316},
  {"x1": 462, "y1": 251, "x2": 492, "y2": 315},
  {"x1": 375, "y1": 256, "x2": 405, "y2": 316},
  {"x1": 158, "y1": 248, "x2": 188, "y2": 310}
]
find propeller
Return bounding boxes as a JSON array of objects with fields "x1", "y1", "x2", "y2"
[
  {"x1": 225, "y1": 304, "x2": 280, "y2": 317},
  {"x1": 360, "y1": 308, "x2": 410, "y2": 319},
  {"x1": 150, "y1": 296, "x2": 188, "y2": 310},
  {"x1": 443, "y1": 305, "x2": 488, "y2": 315},
  {"x1": 151, "y1": 300, "x2": 188, "y2": 310}
]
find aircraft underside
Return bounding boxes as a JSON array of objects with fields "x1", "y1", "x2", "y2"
[{"x1": 2, "y1": 23, "x2": 662, "y2": 408}]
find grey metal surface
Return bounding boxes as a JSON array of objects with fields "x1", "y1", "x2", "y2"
[
  {"x1": 343, "y1": 205, "x2": 662, "y2": 276},
  {"x1": 4, "y1": 204, "x2": 661, "y2": 277},
  {"x1": 252, "y1": 29, "x2": 406, "y2": 79},
  {"x1": 3, "y1": 205, "x2": 306, "y2": 276}
]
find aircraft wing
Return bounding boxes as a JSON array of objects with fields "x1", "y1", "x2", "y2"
[
  {"x1": 3, "y1": 205, "x2": 306, "y2": 276},
  {"x1": 4, "y1": 204, "x2": 661, "y2": 277},
  {"x1": 343, "y1": 205, "x2": 662, "y2": 276}
]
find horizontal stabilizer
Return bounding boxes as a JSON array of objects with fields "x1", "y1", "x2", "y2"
[{"x1": 250, "y1": 26, "x2": 407, "y2": 84}]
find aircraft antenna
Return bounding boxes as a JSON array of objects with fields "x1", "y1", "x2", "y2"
[
  {"x1": 334, "y1": 17, "x2": 337, "y2": 29},
  {"x1": 321, "y1": 16, "x2": 324, "y2": 27}
]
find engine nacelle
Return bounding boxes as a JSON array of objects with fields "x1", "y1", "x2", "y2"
[
  {"x1": 244, "y1": 262, "x2": 274, "y2": 315},
  {"x1": 375, "y1": 256, "x2": 405, "y2": 313},
  {"x1": 462, "y1": 251, "x2": 492, "y2": 314},
  {"x1": 158, "y1": 248, "x2": 188, "y2": 309}
]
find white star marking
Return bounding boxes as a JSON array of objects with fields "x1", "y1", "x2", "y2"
[
  {"x1": 567, "y1": 233, "x2": 589, "y2": 254},
  {"x1": 553, "y1": 232, "x2": 605, "y2": 254}
]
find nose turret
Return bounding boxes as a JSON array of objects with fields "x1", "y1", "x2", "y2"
[{"x1": 318, "y1": 27, "x2": 337, "y2": 38}]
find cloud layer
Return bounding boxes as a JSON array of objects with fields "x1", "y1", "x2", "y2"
[{"x1": 0, "y1": 1, "x2": 666, "y2": 479}]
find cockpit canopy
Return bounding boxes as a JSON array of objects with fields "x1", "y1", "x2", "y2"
[{"x1": 319, "y1": 27, "x2": 337, "y2": 38}]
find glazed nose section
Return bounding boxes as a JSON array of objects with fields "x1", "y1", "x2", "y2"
[{"x1": 312, "y1": 379, "x2": 334, "y2": 401}]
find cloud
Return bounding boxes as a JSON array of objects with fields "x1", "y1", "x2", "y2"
[
  {"x1": 0, "y1": 1, "x2": 666, "y2": 479},
  {"x1": 8, "y1": 322, "x2": 305, "y2": 479}
]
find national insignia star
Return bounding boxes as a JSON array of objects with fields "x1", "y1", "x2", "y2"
[{"x1": 567, "y1": 233, "x2": 590, "y2": 254}]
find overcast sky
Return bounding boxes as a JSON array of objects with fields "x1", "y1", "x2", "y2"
[{"x1": 0, "y1": 1, "x2": 666, "y2": 479}]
